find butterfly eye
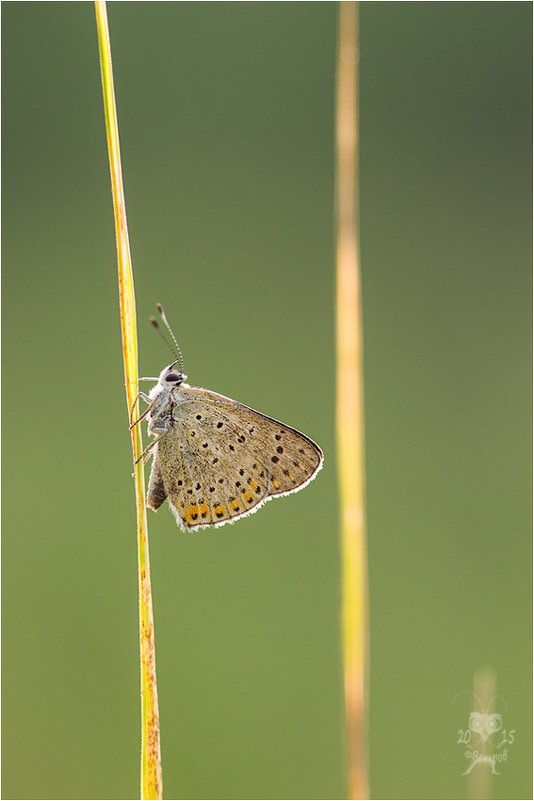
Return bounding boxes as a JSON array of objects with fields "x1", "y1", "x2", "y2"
[{"x1": 165, "y1": 372, "x2": 181, "y2": 382}]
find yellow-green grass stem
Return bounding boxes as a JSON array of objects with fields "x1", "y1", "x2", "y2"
[
  {"x1": 95, "y1": 3, "x2": 162, "y2": 798},
  {"x1": 335, "y1": 3, "x2": 368, "y2": 798}
]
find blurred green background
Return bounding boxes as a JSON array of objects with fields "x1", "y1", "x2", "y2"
[{"x1": 2, "y1": 3, "x2": 531, "y2": 799}]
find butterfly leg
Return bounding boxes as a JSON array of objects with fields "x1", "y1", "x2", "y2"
[
  {"x1": 134, "y1": 428, "x2": 169, "y2": 465},
  {"x1": 130, "y1": 392, "x2": 152, "y2": 427}
]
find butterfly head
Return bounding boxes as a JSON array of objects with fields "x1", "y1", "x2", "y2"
[{"x1": 158, "y1": 361, "x2": 185, "y2": 390}]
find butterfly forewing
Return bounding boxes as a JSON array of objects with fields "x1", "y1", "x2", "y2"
[{"x1": 184, "y1": 388, "x2": 323, "y2": 496}]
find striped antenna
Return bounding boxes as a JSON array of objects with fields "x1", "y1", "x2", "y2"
[{"x1": 149, "y1": 304, "x2": 184, "y2": 374}]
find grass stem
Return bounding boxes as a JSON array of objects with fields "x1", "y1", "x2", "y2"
[
  {"x1": 335, "y1": 3, "x2": 369, "y2": 798},
  {"x1": 94, "y1": 3, "x2": 163, "y2": 798}
]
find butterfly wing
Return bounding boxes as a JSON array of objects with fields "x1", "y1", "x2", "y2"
[
  {"x1": 151, "y1": 405, "x2": 271, "y2": 529},
  {"x1": 151, "y1": 385, "x2": 323, "y2": 531}
]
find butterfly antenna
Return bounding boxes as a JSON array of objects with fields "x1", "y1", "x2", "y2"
[{"x1": 149, "y1": 305, "x2": 184, "y2": 374}]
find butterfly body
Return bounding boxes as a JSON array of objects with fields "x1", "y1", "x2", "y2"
[{"x1": 141, "y1": 363, "x2": 323, "y2": 531}]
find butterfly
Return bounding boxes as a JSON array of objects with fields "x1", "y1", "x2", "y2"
[{"x1": 130, "y1": 305, "x2": 323, "y2": 531}]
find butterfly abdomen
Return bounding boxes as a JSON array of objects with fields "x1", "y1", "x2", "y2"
[{"x1": 147, "y1": 459, "x2": 168, "y2": 511}]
